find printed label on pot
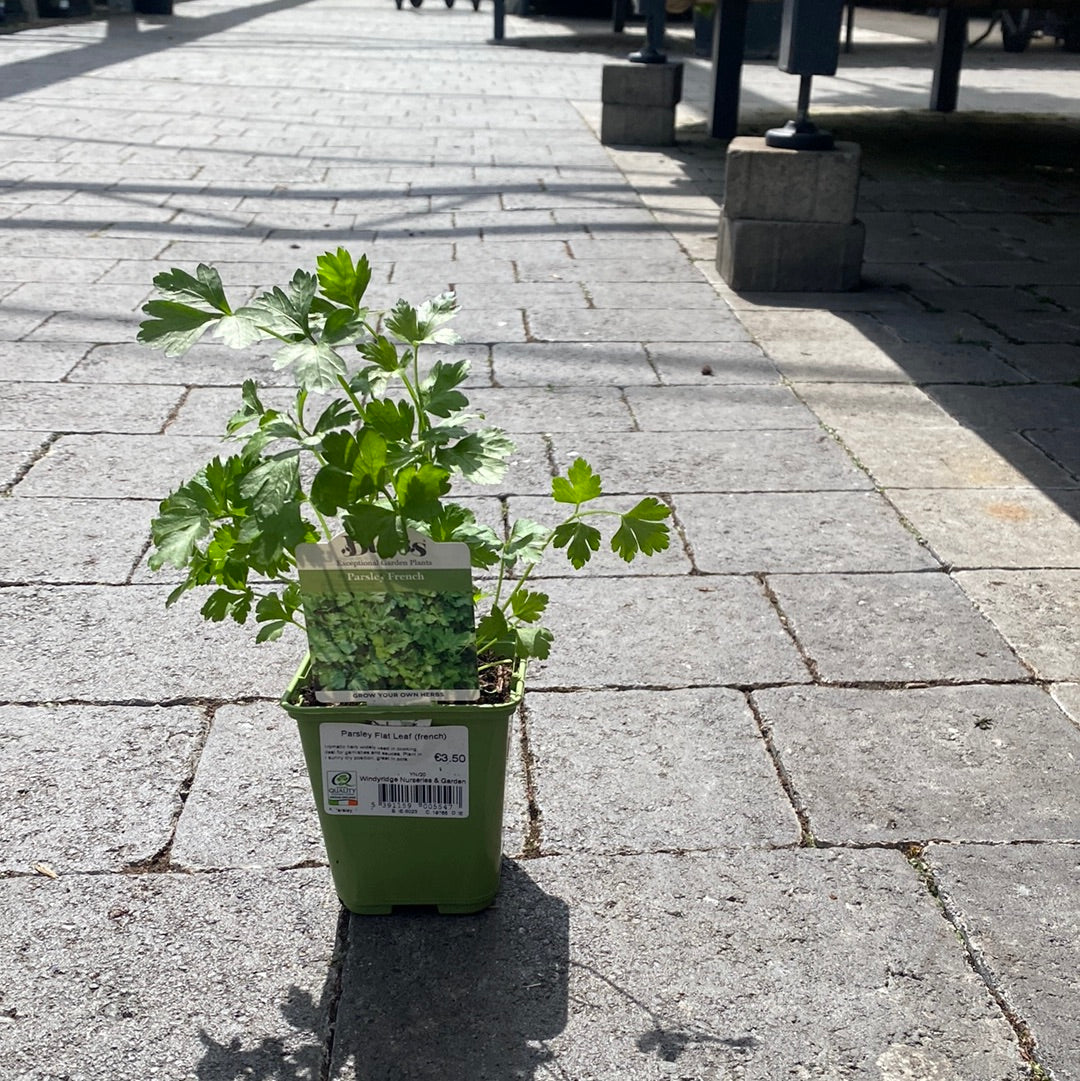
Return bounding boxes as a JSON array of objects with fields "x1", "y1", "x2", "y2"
[{"x1": 320, "y1": 722, "x2": 469, "y2": 819}]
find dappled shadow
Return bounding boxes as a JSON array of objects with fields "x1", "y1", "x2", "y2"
[
  {"x1": 0, "y1": 0, "x2": 322, "y2": 102},
  {"x1": 193, "y1": 861, "x2": 570, "y2": 1081},
  {"x1": 714, "y1": 111, "x2": 1080, "y2": 528}
]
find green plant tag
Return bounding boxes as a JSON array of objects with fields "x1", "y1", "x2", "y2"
[{"x1": 296, "y1": 532, "x2": 478, "y2": 704}]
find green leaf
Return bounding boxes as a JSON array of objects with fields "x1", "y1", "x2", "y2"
[
  {"x1": 415, "y1": 293, "x2": 461, "y2": 344},
  {"x1": 343, "y1": 504, "x2": 405, "y2": 559},
  {"x1": 552, "y1": 458, "x2": 603, "y2": 505},
  {"x1": 310, "y1": 430, "x2": 389, "y2": 515},
  {"x1": 321, "y1": 306, "x2": 369, "y2": 345},
  {"x1": 312, "y1": 398, "x2": 361, "y2": 434},
  {"x1": 317, "y1": 249, "x2": 372, "y2": 309},
  {"x1": 504, "y1": 519, "x2": 548, "y2": 568},
  {"x1": 358, "y1": 335, "x2": 404, "y2": 374},
  {"x1": 249, "y1": 272, "x2": 318, "y2": 339},
  {"x1": 551, "y1": 521, "x2": 602, "y2": 570},
  {"x1": 611, "y1": 497, "x2": 672, "y2": 563},
  {"x1": 200, "y1": 588, "x2": 251, "y2": 624},
  {"x1": 420, "y1": 360, "x2": 470, "y2": 418},
  {"x1": 436, "y1": 427, "x2": 514, "y2": 484},
  {"x1": 362, "y1": 398, "x2": 415, "y2": 443},
  {"x1": 424, "y1": 504, "x2": 502, "y2": 569},
  {"x1": 213, "y1": 308, "x2": 266, "y2": 349},
  {"x1": 226, "y1": 379, "x2": 266, "y2": 435},
  {"x1": 384, "y1": 300, "x2": 421, "y2": 344},
  {"x1": 271, "y1": 340, "x2": 347, "y2": 392},
  {"x1": 149, "y1": 265, "x2": 231, "y2": 310},
  {"x1": 137, "y1": 299, "x2": 218, "y2": 356},
  {"x1": 509, "y1": 588, "x2": 548, "y2": 624},
  {"x1": 238, "y1": 454, "x2": 300, "y2": 516},
  {"x1": 476, "y1": 606, "x2": 516, "y2": 659},
  {"x1": 395, "y1": 462, "x2": 451, "y2": 520},
  {"x1": 514, "y1": 623, "x2": 553, "y2": 661},
  {"x1": 255, "y1": 621, "x2": 288, "y2": 643}
]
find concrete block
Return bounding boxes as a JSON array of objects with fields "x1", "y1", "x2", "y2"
[
  {"x1": 723, "y1": 136, "x2": 861, "y2": 224},
  {"x1": 601, "y1": 62, "x2": 683, "y2": 107},
  {"x1": 717, "y1": 213, "x2": 865, "y2": 292},
  {"x1": 601, "y1": 103, "x2": 675, "y2": 147}
]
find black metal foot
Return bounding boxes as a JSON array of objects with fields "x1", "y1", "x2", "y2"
[
  {"x1": 764, "y1": 119, "x2": 834, "y2": 151},
  {"x1": 628, "y1": 47, "x2": 667, "y2": 63}
]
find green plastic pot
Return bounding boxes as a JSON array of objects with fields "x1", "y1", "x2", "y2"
[{"x1": 280, "y1": 658, "x2": 525, "y2": 915}]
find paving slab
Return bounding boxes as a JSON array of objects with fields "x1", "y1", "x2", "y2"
[
  {"x1": 645, "y1": 339, "x2": 782, "y2": 385},
  {"x1": 792, "y1": 382, "x2": 959, "y2": 432},
  {"x1": 0, "y1": 430, "x2": 50, "y2": 490},
  {"x1": 1024, "y1": 427, "x2": 1080, "y2": 480},
  {"x1": 0, "y1": 585, "x2": 299, "y2": 702},
  {"x1": 927, "y1": 843, "x2": 1080, "y2": 1081},
  {"x1": 1051, "y1": 682, "x2": 1080, "y2": 724},
  {"x1": 755, "y1": 684, "x2": 1080, "y2": 844},
  {"x1": 14, "y1": 433, "x2": 230, "y2": 499},
  {"x1": 0, "y1": 341, "x2": 86, "y2": 381},
  {"x1": 526, "y1": 307, "x2": 749, "y2": 344},
  {"x1": 924, "y1": 383, "x2": 1080, "y2": 431},
  {"x1": 0, "y1": 868, "x2": 339, "y2": 1081},
  {"x1": 989, "y1": 342, "x2": 1080, "y2": 383},
  {"x1": 525, "y1": 688, "x2": 800, "y2": 853},
  {"x1": 529, "y1": 576, "x2": 809, "y2": 689},
  {"x1": 0, "y1": 383, "x2": 182, "y2": 434},
  {"x1": 886, "y1": 488, "x2": 1080, "y2": 569},
  {"x1": 624, "y1": 384, "x2": 818, "y2": 431},
  {"x1": 0, "y1": 496, "x2": 153, "y2": 584},
  {"x1": 955, "y1": 569, "x2": 1080, "y2": 682},
  {"x1": 170, "y1": 702, "x2": 326, "y2": 872},
  {"x1": 767, "y1": 571, "x2": 1028, "y2": 683},
  {"x1": 0, "y1": 703, "x2": 205, "y2": 874},
  {"x1": 493, "y1": 340, "x2": 658, "y2": 387},
  {"x1": 763, "y1": 337, "x2": 1021, "y2": 383},
  {"x1": 832, "y1": 424, "x2": 1075, "y2": 489},
  {"x1": 550, "y1": 429, "x2": 873, "y2": 494},
  {"x1": 328, "y1": 850, "x2": 1025, "y2": 1080},
  {"x1": 675, "y1": 491, "x2": 938, "y2": 573},
  {"x1": 68, "y1": 341, "x2": 293, "y2": 387},
  {"x1": 467, "y1": 387, "x2": 634, "y2": 433}
]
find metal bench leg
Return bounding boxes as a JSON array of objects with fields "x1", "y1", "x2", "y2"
[
  {"x1": 930, "y1": 7, "x2": 967, "y2": 112},
  {"x1": 709, "y1": 0, "x2": 749, "y2": 140}
]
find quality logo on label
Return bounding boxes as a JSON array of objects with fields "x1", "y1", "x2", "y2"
[{"x1": 327, "y1": 770, "x2": 358, "y2": 808}]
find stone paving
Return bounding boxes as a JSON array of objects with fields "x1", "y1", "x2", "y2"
[{"x1": 1, "y1": 2, "x2": 1079, "y2": 1079}]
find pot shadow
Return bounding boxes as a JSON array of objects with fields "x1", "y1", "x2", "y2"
[
  {"x1": 193, "y1": 860, "x2": 569, "y2": 1081},
  {"x1": 330, "y1": 860, "x2": 570, "y2": 1080}
]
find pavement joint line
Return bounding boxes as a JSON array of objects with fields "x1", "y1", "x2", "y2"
[
  {"x1": 911, "y1": 847, "x2": 1053, "y2": 1079},
  {"x1": 517, "y1": 701, "x2": 543, "y2": 860},
  {"x1": 754, "y1": 571, "x2": 820, "y2": 682},
  {"x1": 744, "y1": 690, "x2": 816, "y2": 848},
  {"x1": 0, "y1": 431, "x2": 58, "y2": 495}
]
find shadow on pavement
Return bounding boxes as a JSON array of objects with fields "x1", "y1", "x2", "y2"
[
  {"x1": 194, "y1": 861, "x2": 571, "y2": 1080},
  {"x1": 0, "y1": 0, "x2": 321, "y2": 102}
]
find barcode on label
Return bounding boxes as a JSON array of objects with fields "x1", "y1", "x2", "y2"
[{"x1": 377, "y1": 782, "x2": 465, "y2": 809}]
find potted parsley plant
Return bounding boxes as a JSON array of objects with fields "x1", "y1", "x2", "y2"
[{"x1": 138, "y1": 249, "x2": 671, "y2": 914}]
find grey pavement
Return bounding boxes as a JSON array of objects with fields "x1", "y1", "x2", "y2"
[{"x1": 1, "y1": 1, "x2": 1079, "y2": 1079}]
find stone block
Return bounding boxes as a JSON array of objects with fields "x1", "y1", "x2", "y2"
[
  {"x1": 600, "y1": 103, "x2": 675, "y2": 147},
  {"x1": 717, "y1": 213, "x2": 865, "y2": 292},
  {"x1": 601, "y1": 62, "x2": 683, "y2": 107},
  {"x1": 724, "y1": 137, "x2": 862, "y2": 224}
]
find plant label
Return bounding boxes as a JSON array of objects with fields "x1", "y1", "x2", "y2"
[
  {"x1": 297, "y1": 531, "x2": 479, "y2": 704},
  {"x1": 320, "y1": 722, "x2": 469, "y2": 818}
]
